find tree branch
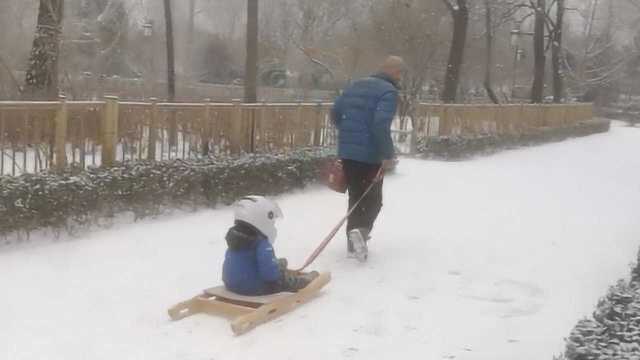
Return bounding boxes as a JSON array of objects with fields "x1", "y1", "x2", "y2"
[
  {"x1": 0, "y1": 55, "x2": 23, "y2": 94},
  {"x1": 441, "y1": 0, "x2": 455, "y2": 14},
  {"x1": 296, "y1": 44, "x2": 336, "y2": 81}
]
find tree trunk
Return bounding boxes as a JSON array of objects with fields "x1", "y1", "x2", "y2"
[
  {"x1": 163, "y1": 0, "x2": 176, "y2": 102},
  {"x1": 245, "y1": 0, "x2": 259, "y2": 152},
  {"x1": 531, "y1": 0, "x2": 546, "y2": 104},
  {"x1": 483, "y1": 0, "x2": 499, "y2": 104},
  {"x1": 551, "y1": 0, "x2": 565, "y2": 103},
  {"x1": 188, "y1": 0, "x2": 196, "y2": 81},
  {"x1": 441, "y1": 0, "x2": 469, "y2": 104},
  {"x1": 245, "y1": 0, "x2": 259, "y2": 103},
  {"x1": 163, "y1": 0, "x2": 177, "y2": 146},
  {"x1": 25, "y1": 0, "x2": 64, "y2": 100}
]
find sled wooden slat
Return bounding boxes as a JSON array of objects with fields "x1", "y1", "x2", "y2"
[
  {"x1": 168, "y1": 272, "x2": 331, "y2": 336},
  {"x1": 231, "y1": 272, "x2": 331, "y2": 335},
  {"x1": 204, "y1": 286, "x2": 293, "y2": 305}
]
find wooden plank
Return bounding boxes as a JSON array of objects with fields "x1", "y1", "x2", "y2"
[
  {"x1": 202, "y1": 99, "x2": 212, "y2": 156},
  {"x1": 230, "y1": 272, "x2": 331, "y2": 335},
  {"x1": 80, "y1": 110, "x2": 86, "y2": 169},
  {"x1": 101, "y1": 96, "x2": 119, "y2": 167},
  {"x1": 204, "y1": 286, "x2": 294, "y2": 305},
  {"x1": 54, "y1": 96, "x2": 68, "y2": 170},
  {"x1": 22, "y1": 110, "x2": 28, "y2": 172},
  {"x1": 168, "y1": 272, "x2": 331, "y2": 336},
  {"x1": 147, "y1": 98, "x2": 158, "y2": 161},
  {"x1": 313, "y1": 102, "x2": 322, "y2": 147},
  {"x1": 231, "y1": 100, "x2": 243, "y2": 154},
  {"x1": 168, "y1": 295, "x2": 253, "y2": 321},
  {"x1": 199, "y1": 298, "x2": 255, "y2": 319}
]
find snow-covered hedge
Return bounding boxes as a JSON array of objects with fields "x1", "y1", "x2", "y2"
[
  {"x1": 563, "y1": 250, "x2": 640, "y2": 360},
  {"x1": 417, "y1": 119, "x2": 610, "y2": 160},
  {"x1": 0, "y1": 149, "x2": 334, "y2": 239}
]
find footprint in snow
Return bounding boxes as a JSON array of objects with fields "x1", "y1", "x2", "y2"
[
  {"x1": 343, "y1": 347, "x2": 359, "y2": 358},
  {"x1": 458, "y1": 278, "x2": 545, "y2": 318}
]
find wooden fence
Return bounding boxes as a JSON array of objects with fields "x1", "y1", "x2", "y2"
[
  {"x1": 413, "y1": 103, "x2": 594, "y2": 138},
  {"x1": 0, "y1": 98, "x2": 593, "y2": 176}
]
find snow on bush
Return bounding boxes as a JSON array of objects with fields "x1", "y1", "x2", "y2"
[
  {"x1": 563, "y1": 249, "x2": 640, "y2": 360},
  {"x1": 0, "y1": 148, "x2": 335, "y2": 240},
  {"x1": 417, "y1": 119, "x2": 610, "y2": 160}
]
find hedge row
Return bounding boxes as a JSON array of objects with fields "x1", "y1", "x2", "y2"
[
  {"x1": 0, "y1": 149, "x2": 334, "y2": 240},
  {"x1": 417, "y1": 119, "x2": 611, "y2": 161},
  {"x1": 563, "y1": 249, "x2": 640, "y2": 360}
]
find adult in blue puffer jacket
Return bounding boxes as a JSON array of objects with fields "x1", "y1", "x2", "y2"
[{"x1": 331, "y1": 56, "x2": 404, "y2": 261}]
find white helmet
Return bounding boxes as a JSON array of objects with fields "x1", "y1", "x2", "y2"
[{"x1": 233, "y1": 196, "x2": 283, "y2": 243}]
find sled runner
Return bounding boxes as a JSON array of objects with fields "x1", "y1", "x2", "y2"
[{"x1": 168, "y1": 272, "x2": 331, "y2": 335}]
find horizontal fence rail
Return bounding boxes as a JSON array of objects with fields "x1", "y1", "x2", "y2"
[
  {"x1": 412, "y1": 103, "x2": 594, "y2": 138},
  {"x1": 0, "y1": 98, "x2": 593, "y2": 176}
]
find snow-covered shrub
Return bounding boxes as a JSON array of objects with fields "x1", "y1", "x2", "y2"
[
  {"x1": 417, "y1": 119, "x2": 610, "y2": 160},
  {"x1": 632, "y1": 249, "x2": 640, "y2": 285},
  {"x1": 564, "y1": 266, "x2": 640, "y2": 359},
  {"x1": 0, "y1": 148, "x2": 335, "y2": 239}
]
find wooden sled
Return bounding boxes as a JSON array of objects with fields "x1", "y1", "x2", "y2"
[{"x1": 168, "y1": 272, "x2": 331, "y2": 335}]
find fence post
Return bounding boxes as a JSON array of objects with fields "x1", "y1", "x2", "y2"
[
  {"x1": 54, "y1": 95, "x2": 68, "y2": 170},
  {"x1": 439, "y1": 105, "x2": 449, "y2": 137},
  {"x1": 147, "y1": 97, "x2": 158, "y2": 161},
  {"x1": 231, "y1": 99, "x2": 243, "y2": 154},
  {"x1": 102, "y1": 96, "x2": 119, "y2": 167},
  {"x1": 294, "y1": 101, "x2": 303, "y2": 147},
  {"x1": 313, "y1": 102, "x2": 323, "y2": 147},
  {"x1": 202, "y1": 98, "x2": 211, "y2": 156},
  {"x1": 258, "y1": 100, "x2": 268, "y2": 152},
  {"x1": 249, "y1": 105, "x2": 256, "y2": 153},
  {"x1": 519, "y1": 103, "x2": 525, "y2": 134}
]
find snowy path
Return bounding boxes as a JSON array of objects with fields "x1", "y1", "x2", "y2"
[{"x1": 2, "y1": 123, "x2": 640, "y2": 360}]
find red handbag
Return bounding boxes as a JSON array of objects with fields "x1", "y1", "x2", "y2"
[{"x1": 325, "y1": 159, "x2": 347, "y2": 193}]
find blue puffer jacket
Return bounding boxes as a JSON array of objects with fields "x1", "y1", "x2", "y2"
[
  {"x1": 222, "y1": 222, "x2": 281, "y2": 296},
  {"x1": 332, "y1": 73, "x2": 399, "y2": 164}
]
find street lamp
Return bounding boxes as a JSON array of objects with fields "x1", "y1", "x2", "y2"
[
  {"x1": 510, "y1": 25, "x2": 534, "y2": 99},
  {"x1": 143, "y1": 19, "x2": 155, "y2": 98}
]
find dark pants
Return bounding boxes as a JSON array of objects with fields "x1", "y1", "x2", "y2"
[{"x1": 343, "y1": 159, "x2": 383, "y2": 252}]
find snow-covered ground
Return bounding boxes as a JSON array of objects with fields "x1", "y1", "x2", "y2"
[{"x1": 2, "y1": 123, "x2": 640, "y2": 360}]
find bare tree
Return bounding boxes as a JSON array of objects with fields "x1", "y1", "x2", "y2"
[
  {"x1": 370, "y1": 0, "x2": 445, "y2": 137},
  {"x1": 563, "y1": 0, "x2": 633, "y2": 104},
  {"x1": 25, "y1": 0, "x2": 64, "y2": 100},
  {"x1": 441, "y1": 0, "x2": 469, "y2": 103},
  {"x1": 290, "y1": 0, "x2": 352, "y2": 93},
  {"x1": 551, "y1": 0, "x2": 565, "y2": 102},
  {"x1": 163, "y1": 0, "x2": 177, "y2": 147},
  {"x1": 294, "y1": 0, "x2": 350, "y2": 47},
  {"x1": 531, "y1": 0, "x2": 546, "y2": 103},
  {"x1": 245, "y1": 0, "x2": 259, "y2": 103},
  {"x1": 163, "y1": 0, "x2": 176, "y2": 102},
  {"x1": 483, "y1": 0, "x2": 500, "y2": 104},
  {"x1": 187, "y1": 0, "x2": 196, "y2": 80}
]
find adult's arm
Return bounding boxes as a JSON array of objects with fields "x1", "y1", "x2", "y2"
[{"x1": 371, "y1": 91, "x2": 398, "y2": 160}]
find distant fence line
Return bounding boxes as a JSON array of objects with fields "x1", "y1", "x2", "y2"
[
  {"x1": 416, "y1": 103, "x2": 594, "y2": 138},
  {"x1": 0, "y1": 98, "x2": 593, "y2": 176}
]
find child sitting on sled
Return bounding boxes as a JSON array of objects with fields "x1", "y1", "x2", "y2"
[{"x1": 222, "y1": 196, "x2": 319, "y2": 296}]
